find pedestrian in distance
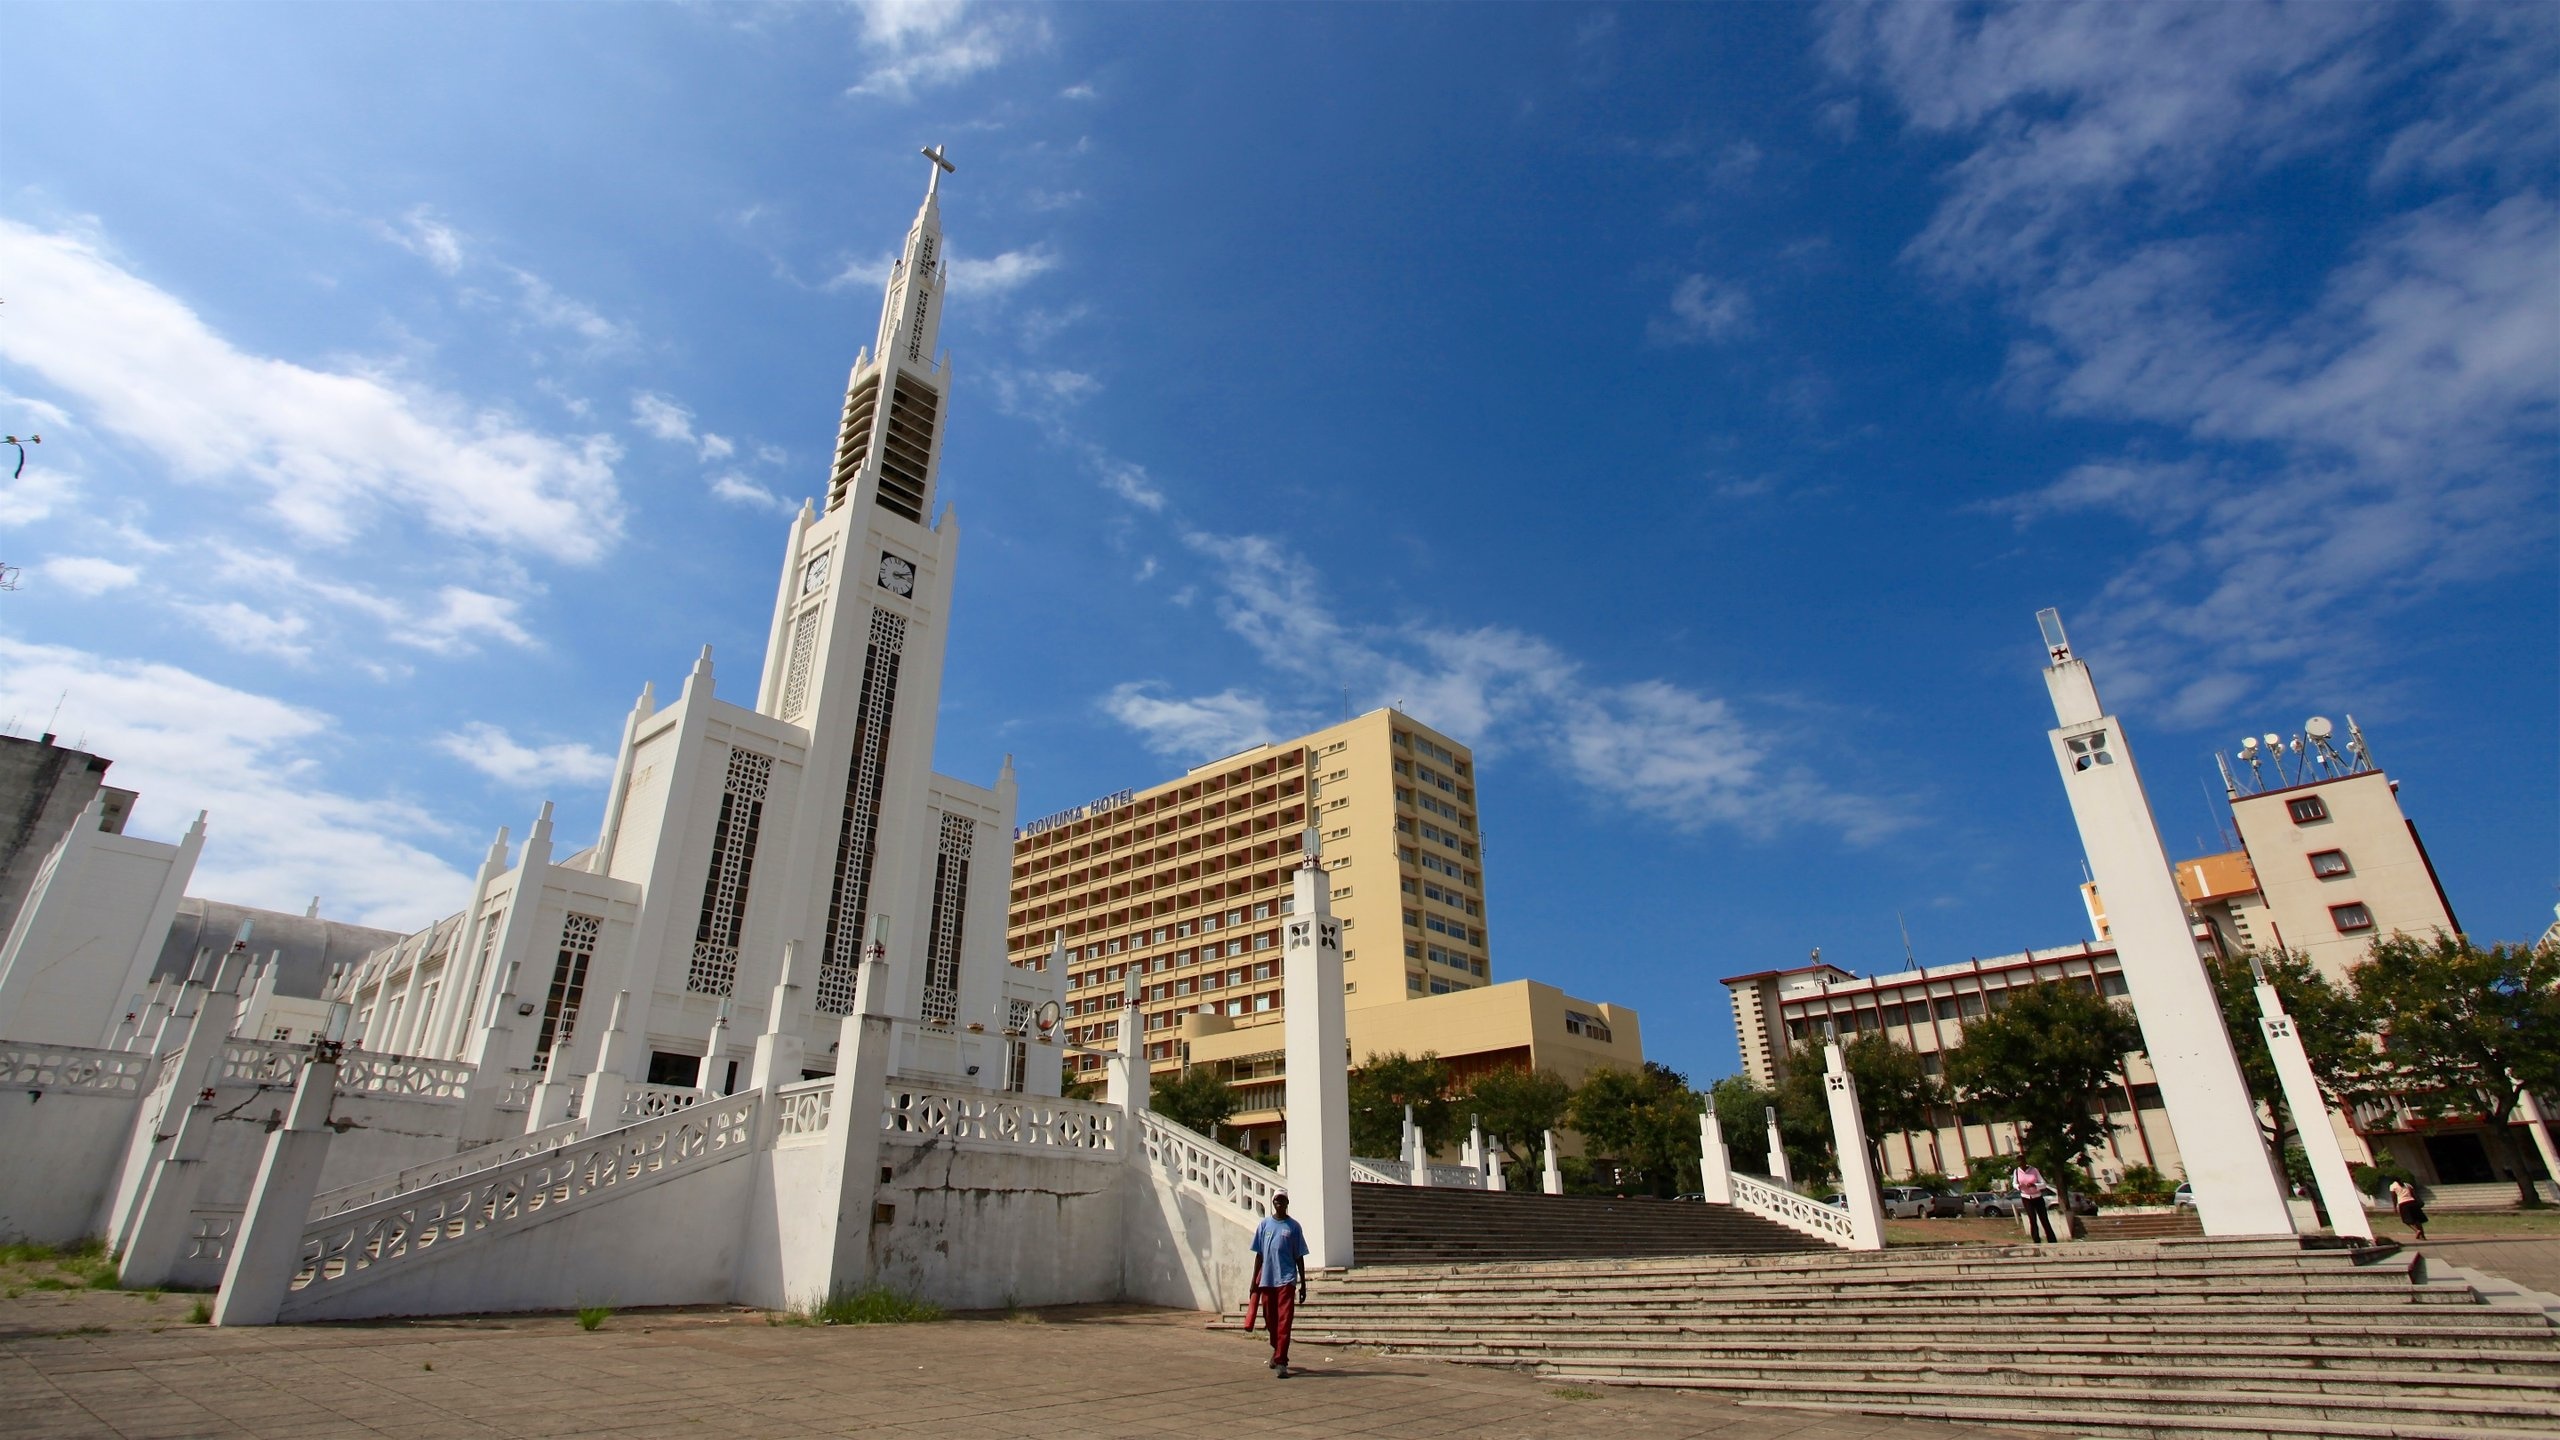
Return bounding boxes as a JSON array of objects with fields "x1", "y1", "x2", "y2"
[
  {"x1": 1248, "y1": 1191, "x2": 1311, "y2": 1378},
  {"x1": 2388, "y1": 1178, "x2": 2427, "y2": 1241},
  {"x1": 2013, "y1": 1161, "x2": 2061, "y2": 1244}
]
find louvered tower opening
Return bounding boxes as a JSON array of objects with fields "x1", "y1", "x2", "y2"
[
  {"x1": 828, "y1": 374, "x2": 883, "y2": 512},
  {"x1": 877, "y1": 378, "x2": 939, "y2": 523}
]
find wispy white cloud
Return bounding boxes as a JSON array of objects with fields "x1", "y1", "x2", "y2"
[
  {"x1": 1109, "y1": 528, "x2": 1904, "y2": 841},
  {"x1": 846, "y1": 0, "x2": 1047, "y2": 100},
  {"x1": 434, "y1": 720, "x2": 616, "y2": 789},
  {"x1": 34, "y1": 555, "x2": 139, "y2": 596},
  {"x1": 381, "y1": 205, "x2": 466, "y2": 275},
  {"x1": 0, "y1": 637, "x2": 473, "y2": 930},
  {"x1": 632, "y1": 391, "x2": 736, "y2": 460},
  {"x1": 508, "y1": 267, "x2": 635, "y2": 353},
  {"x1": 0, "y1": 219, "x2": 625, "y2": 562},
  {"x1": 177, "y1": 600, "x2": 314, "y2": 662},
  {"x1": 1649, "y1": 273, "x2": 1754, "y2": 344},
  {"x1": 1059, "y1": 82, "x2": 1097, "y2": 102},
  {"x1": 711, "y1": 471, "x2": 800, "y2": 515},
  {"x1": 1825, "y1": 0, "x2": 2560, "y2": 721},
  {"x1": 950, "y1": 245, "x2": 1059, "y2": 296},
  {"x1": 1101, "y1": 683, "x2": 1287, "y2": 763}
]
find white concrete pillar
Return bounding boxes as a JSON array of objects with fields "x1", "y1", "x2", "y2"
[
  {"x1": 580, "y1": 991, "x2": 638, "y2": 1125},
  {"x1": 214, "y1": 1054, "x2": 341, "y2": 1325},
  {"x1": 811, "y1": 943, "x2": 895, "y2": 1304},
  {"x1": 1467, "y1": 1114, "x2": 1485, "y2": 1185},
  {"x1": 2036, "y1": 610, "x2": 2294, "y2": 1237},
  {"x1": 108, "y1": 946, "x2": 252, "y2": 1255},
  {"x1": 528, "y1": 1031, "x2": 578, "y2": 1128},
  {"x1": 1542, "y1": 1129, "x2": 1564, "y2": 1195},
  {"x1": 1104, "y1": 971, "x2": 1149, "y2": 1118},
  {"x1": 118, "y1": 1087, "x2": 224, "y2": 1288},
  {"x1": 2252, "y1": 965, "x2": 2372, "y2": 1241},
  {"x1": 750, "y1": 942, "x2": 809, "y2": 1092},
  {"x1": 1823, "y1": 1043, "x2": 1887, "y2": 1251},
  {"x1": 2519, "y1": 1091, "x2": 2560, "y2": 1203},
  {"x1": 1408, "y1": 1107, "x2": 1430, "y2": 1187},
  {"x1": 702, "y1": 1002, "x2": 734, "y2": 1097},
  {"x1": 1699, "y1": 1108, "x2": 1734, "y2": 1205},
  {"x1": 1488, "y1": 1140, "x2": 1506, "y2": 1193},
  {"x1": 1280, "y1": 826, "x2": 1353, "y2": 1270},
  {"x1": 1765, "y1": 1105, "x2": 1793, "y2": 1187}
]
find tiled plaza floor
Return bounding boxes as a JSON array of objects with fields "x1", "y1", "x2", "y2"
[
  {"x1": 0, "y1": 1289, "x2": 2032, "y2": 1440},
  {"x1": 2416, "y1": 1235, "x2": 2560, "y2": 1298}
]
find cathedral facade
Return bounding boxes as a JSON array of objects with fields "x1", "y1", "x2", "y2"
[{"x1": 325, "y1": 160, "x2": 1059, "y2": 1098}]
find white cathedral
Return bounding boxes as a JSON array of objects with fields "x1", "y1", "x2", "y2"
[{"x1": 323, "y1": 153, "x2": 1059, "y2": 1103}]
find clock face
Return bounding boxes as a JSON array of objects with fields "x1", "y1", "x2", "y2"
[
  {"x1": 877, "y1": 551, "x2": 916, "y2": 597},
  {"x1": 801, "y1": 552, "x2": 831, "y2": 594}
]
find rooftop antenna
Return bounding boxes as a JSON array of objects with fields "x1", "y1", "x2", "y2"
[
  {"x1": 44, "y1": 691, "x2": 65, "y2": 738},
  {"x1": 2237, "y1": 735, "x2": 2265, "y2": 789},
  {"x1": 2344, "y1": 715, "x2": 2373, "y2": 770},
  {"x1": 1896, "y1": 911, "x2": 1916, "y2": 968}
]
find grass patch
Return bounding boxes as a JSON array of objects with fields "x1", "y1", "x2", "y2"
[
  {"x1": 140, "y1": 1290, "x2": 163, "y2": 1304},
  {"x1": 790, "y1": 1285, "x2": 943, "y2": 1327},
  {"x1": 52, "y1": 1325, "x2": 110, "y2": 1338},
  {"x1": 576, "y1": 1306, "x2": 612, "y2": 1331},
  {"x1": 1551, "y1": 1385, "x2": 1599, "y2": 1401},
  {"x1": 186, "y1": 1299, "x2": 211, "y2": 1325},
  {"x1": 2401, "y1": 1210, "x2": 2560, "y2": 1238}
]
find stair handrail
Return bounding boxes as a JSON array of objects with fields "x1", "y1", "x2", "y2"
[
  {"x1": 1138, "y1": 1110, "x2": 1281, "y2": 1225},
  {"x1": 1729, "y1": 1171, "x2": 1860, "y2": 1248},
  {"x1": 306, "y1": 1114, "x2": 593, "y2": 1220},
  {"x1": 283, "y1": 1088, "x2": 765, "y2": 1312},
  {"x1": 1348, "y1": 1156, "x2": 1407, "y2": 1186}
]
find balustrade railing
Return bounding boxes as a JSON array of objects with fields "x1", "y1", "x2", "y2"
[
  {"x1": 307, "y1": 1115, "x2": 594, "y2": 1220},
  {"x1": 1729, "y1": 1171, "x2": 1858, "y2": 1247},
  {"x1": 183, "y1": 1207, "x2": 242, "y2": 1265},
  {"x1": 880, "y1": 1083, "x2": 1119, "y2": 1157},
  {"x1": 216, "y1": 1038, "x2": 302, "y2": 1085},
  {"x1": 286, "y1": 1091, "x2": 764, "y2": 1309},
  {"x1": 0, "y1": 1042, "x2": 155, "y2": 1096},
  {"x1": 493, "y1": 1068, "x2": 540, "y2": 1113},
  {"x1": 1138, "y1": 1111, "x2": 1281, "y2": 1223},
  {"x1": 620, "y1": 1083, "x2": 703, "y2": 1122},
  {"x1": 337, "y1": 1051, "x2": 474, "y2": 1102},
  {"x1": 774, "y1": 1080, "x2": 833, "y2": 1144},
  {"x1": 1348, "y1": 1157, "x2": 1407, "y2": 1186}
]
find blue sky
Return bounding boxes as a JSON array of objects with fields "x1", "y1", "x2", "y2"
[{"x1": 2, "y1": 2, "x2": 2551, "y2": 1087}]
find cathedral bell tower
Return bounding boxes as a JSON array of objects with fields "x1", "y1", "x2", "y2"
[{"x1": 755, "y1": 146, "x2": 966, "y2": 1029}]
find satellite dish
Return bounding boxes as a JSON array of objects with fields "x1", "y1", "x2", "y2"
[
  {"x1": 2305, "y1": 717, "x2": 2333, "y2": 739},
  {"x1": 2262, "y1": 733, "x2": 2283, "y2": 749},
  {"x1": 2238, "y1": 737, "x2": 2259, "y2": 756}
]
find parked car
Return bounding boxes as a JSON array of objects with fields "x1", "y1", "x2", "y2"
[
  {"x1": 1925, "y1": 1191, "x2": 1967, "y2": 1218},
  {"x1": 1879, "y1": 1185, "x2": 1934, "y2": 1220},
  {"x1": 2063, "y1": 1191, "x2": 2099, "y2": 1217},
  {"x1": 2172, "y1": 1182, "x2": 2197, "y2": 1210},
  {"x1": 1964, "y1": 1191, "x2": 2019, "y2": 1219}
]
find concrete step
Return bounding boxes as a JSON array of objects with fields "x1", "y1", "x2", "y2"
[
  {"x1": 1295, "y1": 1280, "x2": 2489, "y2": 1313},
  {"x1": 1290, "y1": 1291, "x2": 2529, "y2": 1322},
  {"x1": 1527, "y1": 1370, "x2": 2560, "y2": 1434},
  {"x1": 1313, "y1": 1331, "x2": 2560, "y2": 1373},
  {"x1": 1435, "y1": 1350, "x2": 2560, "y2": 1399},
  {"x1": 1314, "y1": 1263, "x2": 2429, "y2": 1299},
  {"x1": 1289, "y1": 1315, "x2": 2560, "y2": 1351},
  {"x1": 1710, "y1": 1391, "x2": 2560, "y2": 1440}
]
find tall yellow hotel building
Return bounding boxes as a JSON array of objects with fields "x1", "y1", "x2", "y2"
[{"x1": 1005, "y1": 709, "x2": 1643, "y2": 1159}]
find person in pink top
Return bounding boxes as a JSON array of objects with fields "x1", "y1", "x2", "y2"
[{"x1": 2013, "y1": 1162, "x2": 2060, "y2": 1243}]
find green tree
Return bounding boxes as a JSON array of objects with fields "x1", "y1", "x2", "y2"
[
  {"x1": 1150, "y1": 1064, "x2": 1237, "y2": 1137},
  {"x1": 1769, "y1": 1034, "x2": 1942, "y2": 1187},
  {"x1": 1943, "y1": 980, "x2": 2143, "y2": 1209},
  {"x1": 1460, "y1": 1065, "x2": 1573, "y2": 1171},
  {"x1": 1347, "y1": 1051, "x2": 1455, "y2": 1158},
  {"x1": 2206, "y1": 948, "x2": 2375, "y2": 1155},
  {"x1": 1568, "y1": 1063, "x2": 1704, "y2": 1196},
  {"x1": 1060, "y1": 1056, "x2": 1101, "y2": 1102},
  {"x1": 2348, "y1": 933, "x2": 2560, "y2": 1208},
  {"x1": 1708, "y1": 1075, "x2": 1776, "y2": 1177}
]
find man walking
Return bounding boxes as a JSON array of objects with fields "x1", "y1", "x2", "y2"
[
  {"x1": 2014, "y1": 1161, "x2": 2060, "y2": 1244},
  {"x1": 1248, "y1": 1191, "x2": 1311, "y2": 1377}
]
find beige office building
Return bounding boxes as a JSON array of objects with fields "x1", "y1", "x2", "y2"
[{"x1": 1007, "y1": 708, "x2": 1642, "y2": 1155}]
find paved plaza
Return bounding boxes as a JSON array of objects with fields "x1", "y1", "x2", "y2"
[{"x1": 0, "y1": 1288, "x2": 2029, "y2": 1440}]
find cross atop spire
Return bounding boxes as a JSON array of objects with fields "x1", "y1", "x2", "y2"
[{"x1": 920, "y1": 143, "x2": 955, "y2": 198}]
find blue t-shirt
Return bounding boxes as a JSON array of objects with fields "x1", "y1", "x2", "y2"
[{"x1": 1251, "y1": 1214, "x2": 1309, "y2": 1287}]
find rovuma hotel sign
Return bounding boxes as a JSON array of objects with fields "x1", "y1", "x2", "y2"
[{"x1": 1016, "y1": 789, "x2": 1135, "y2": 841}]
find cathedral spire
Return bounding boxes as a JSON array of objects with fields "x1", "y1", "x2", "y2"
[{"x1": 828, "y1": 148, "x2": 955, "y2": 522}]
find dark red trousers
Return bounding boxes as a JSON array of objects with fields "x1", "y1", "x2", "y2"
[{"x1": 1253, "y1": 1284, "x2": 1296, "y2": 1364}]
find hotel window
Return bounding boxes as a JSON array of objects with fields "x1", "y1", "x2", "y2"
[
  {"x1": 1408, "y1": 973, "x2": 1424, "y2": 993},
  {"x1": 2308, "y1": 849, "x2": 2351, "y2": 878},
  {"x1": 2099, "y1": 972, "x2": 2130, "y2": 997},
  {"x1": 2330, "y1": 902, "x2": 2375, "y2": 933},
  {"x1": 1405, "y1": 941, "x2": 1422, "y2": 959},
  {"x1": 2287, "y1": 795, "x2": 2329, "y2": 823}
]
